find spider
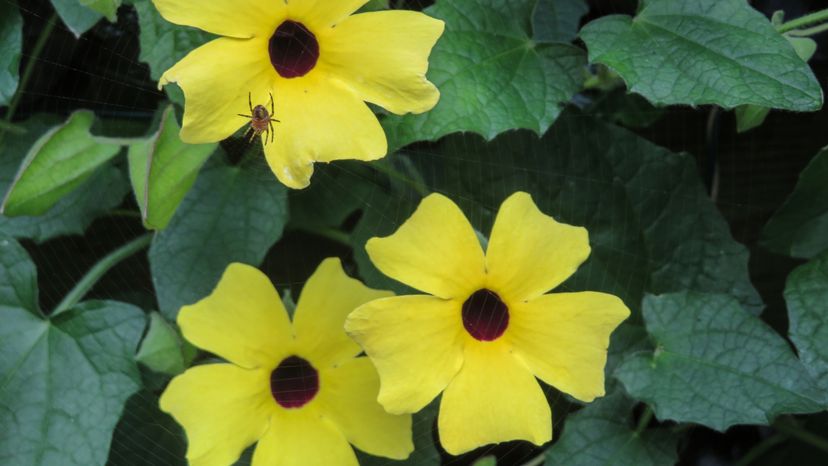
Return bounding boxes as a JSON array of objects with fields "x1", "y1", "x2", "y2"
[{"x1": 238, "y1": 92, "x2": 280, "y2": 145}]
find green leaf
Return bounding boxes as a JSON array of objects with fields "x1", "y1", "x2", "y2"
[
  {"x1": 532, "y1": 0, "x2": 589, "y2": 43},
  {"x1": 135, "y1": 312, "x2": 195, "y2": 375},
  {"x1": 81, "y1": 0, "x2": 120, "y2": 21},
  {"x1": 545, "y1": 392, "x2": 678, "y2": 466},
  {"x1": 761, "y1": 146, "x2": 828, "y2": 259},
  {"x1": 50, "y1": 0, "x2": 103, "y2": 37},
  {"x1": 586, "y1": 88, "x2": 665, "y2": 128},
  {"x1": 107, "y1": 391, "x2": 186, "y2": 466},
  {"x1": 785, "y1": 252, "x2": 828, "y2": 392},
  {"x1": 0, "y1": 237, "x2": 146, "y2": 466},
  {"x1": 579, "y1": 0, "x2": 823, "y2": 110},
  {"x1": 734, "y1": 105, "x2": 771, "y2": 133},
  {"x1": 0, "y1": 1, "x2": 22, "y2": 106},
  {"x1": 616, "y1": 292, "x2": 824, "y2": 431},
  {"x1": 128, "y1": 106, "x2": 215, "y2": 230},
  {"x1": 1, "y1": 111, "x2": 122, "y2": 217},
  {"x1": 288, "y1": 162, "x2": 378, "y2": 232},
  {"x1": 149, "y1": 161, "x2": 288, "y2": 318},
  {"x1": 381, "y1": 0, "x2": 586, "y2": 150},
  {"x1": 0, "y1": 116, "x2": 128, "y2": 242},
  {"x1": 0, "y1": 236, "x2": 39, "y2": 311},
  {"x1": 472, "y1": 456, "x2": 497, "y2": 466},
  {"x1": 357, "y1": 113, "x2": 760, "y2": 313},
  {"x1": 133, "y1": 0, "x2": 212, "y2": 81},
  {"x1": 734, "y1": 36, "x2": 818, "y2": 133}
]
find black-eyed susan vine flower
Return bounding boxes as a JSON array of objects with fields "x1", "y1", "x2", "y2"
[
  {"x1": 160, "y1": 259, "x2": 411, "y2": 465},
  {"x1": 151, "y1": 0, "x2": 444, "y2": 189},
  {"x1": 345, "y1": 192, "x2": 630, "y2": 455}
]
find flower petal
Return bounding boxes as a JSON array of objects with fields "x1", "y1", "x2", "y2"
[
  {"x1": 345, "y1": 295, "x2": 464, "y2": 414},
  {"x1": 160, "y1": 37, "x2": 276, "y2": 144},
  {"x1": 287, "y1": 0, "x2": 369, "y2": 30},
  {"x1": 178, "y1": 263, "x2": 293, "y2": 369},
  {"x1": 322, "y1": 11, "x2": 443, "y2": 115},
  {"x1": 438, "y1": 343, "x2": 551, "y2": 455},
  {"x1": 293, "y1": 258, "x2": 393, "y2": 366},
  {"x1": 252, "y1": 408, "x2": 358, "y2": 466},
  {"x1": 365, "y1": 193, "x2": 486, "y2": 299},
  {"x1": 160, "y1": 364, "x2": 273, "y2": 466},
  {"x1": 262, "y1": 77, "x2": 386, "y2": 189},
  {"x1": 151, "y1": 0, "x2": 284, "y2": 38},
  {"x1": 317, "y1": 358, "x2": 413, "y2": 459},
  {"x1": 486, "y1": 192, "x2": 591, "y2": 301},
  {"x1": 508, "y1": 292, "x2": 630, "y2": 402}
]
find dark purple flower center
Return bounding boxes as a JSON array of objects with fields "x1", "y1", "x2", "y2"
[
  {"x1": 269, "y1": 20, "x2": 319, "y2": 78},
  {"x1": 269, "y1": 356, "x2": 319, "y2": 408},
  {"x1": 462, "y1": 289, "x2": 509, "y2": 341}
]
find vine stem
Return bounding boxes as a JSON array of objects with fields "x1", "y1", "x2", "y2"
[
  {"x1": 777, "y1": 8, "x2": 828, "y2": 33},
  {"x1": 734, "y1": 433, "x2": 786, "y2": 466},
  {"x1": 773, "y1": 419, "x2": 828, "y2": 453},
  {"x1": 0, "y1": 13, "x2": 58, "y2": 145},
  {"x1": 4, "y1": 13, "x2": 57, "y2": 122},
  {"x1": 634, "y1": 406, "x2": 654, "y2": 435},
  {"x1": 53, "y1": 234, "x2": 153, "y2": 314},
  {"x1": 786, "y1": 21, "x2": 828, "y2": 37}
]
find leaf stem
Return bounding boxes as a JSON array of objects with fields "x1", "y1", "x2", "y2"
[
  {"x1": 734, "y1": 433, "x2": 786, "y2": 466},
  {"x1": 292, "y1": 226, "x2": 351, "y2": 247},
  {"x1": 777, "y1": 8, "x2": 828, "y2": 33},
  {"x1": 0, "y1": 120, "x2": 26, "y2": 134},
  {"x1": 370, "y1": 160, "x2": 431, "y2": 197},
  {"x1": 634, "y1": 405, "x2": 654, "y2": 435},
  {"x1": 53, "y1": 234, "x2": 153, "y2": 314},
  {"x1": 773, "y1": 419, "x2": 828, "y2": 453},
  {"x1": 786, "y1": 21, "x2": 828, "y2": 37},
  {"x1": 3, "y1": 13, "x2": 57, "y2": 124},
  {"x1": 520, "y1": 453, "x2": 546, "y2": 466},
  {"x1": 0, "y1": 13, "x2": 58, "y2": 146}
]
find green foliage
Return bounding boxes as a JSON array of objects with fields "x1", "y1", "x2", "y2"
[
  {"x1": 355, "y1": 114, "x2": 761, "y2": 315},
  {"x1": 81, "y1": 0, "x2": 121, "y2": 21},
  {"x1": 149, "y1": 160, "x2": 289, "y2": 317},
  {"x1": 785, "y1": 252, "x2": 828, "y2": 391},
  {"x1": 580, "y1": 0, "x2": 823, "y2": 110},
  {"x1": 4, "y1": 0, "x2": 828, "y2": 464},
  {"x1": 0, "y1": 237, "x2": 146, "y2": 466},
  {"x1": 135, "y1": 312, "x2": 196, "y2": 375},
  {"x1": 761, "y1": 146, "x2": 828, "y2": 259},
  {"x1": 133, "y1": 0, "x2": 212, "y2": 81},
  {"x1": 382, "y1": 0, "x2": 587, "y2": 150},
  {"x1": 0, "y1": 1, "x2": 22, "y2": 106},
  {"x1": 616, "y1": 292, "x2": 825, "y2": 431},
  {"x1": 735, "y1": 36, "x2": 818, "y2": 133},
  {"x1": 1, "y1": 111, "x2": 122, "y2": 217},
  {"x1": 532, "y1": 0, "x2": 589, "y2": 43},
  {"x1": 546, "y1": 392, "x2": 678, "y2": 466},
  {"x1": 0, "y1": 115, "x2": 128, "y2": 242},
  {"x1": 128, "y1": 106, "x2": 216, "y2": 230},
  {"x1": 50, "y1": 0, "x2": 103, "y2": 37}
]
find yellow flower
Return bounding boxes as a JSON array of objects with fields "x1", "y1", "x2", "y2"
[
  {"x1": 345, "y1": 192, "x2": 630, "y2": 455},
  {"x1": 151, "y1": 0, "x2": 444, "y2": 189},
  {"x1": 160, "y1": 259, "x2": 412, "y2": 466}
]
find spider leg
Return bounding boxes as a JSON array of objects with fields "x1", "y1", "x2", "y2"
[
  {"x1": 249, "y1": 129, "x2": 259, "y2": 144},
  {"x1": 248, "y1": 92, "x2": 253, "y2": 113},
  {"x1": 269, "y1": 121, "x2": 275, "y2": 144},
  {"x1": 238, "y1": 114, "x2": 252, "y2": 118},
  {"x1": 270, "y1": 118, "x2": 281, "y2": 123},
  {"x1": 269, "y1": 92, "x2": 275, "y2": 115}
]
